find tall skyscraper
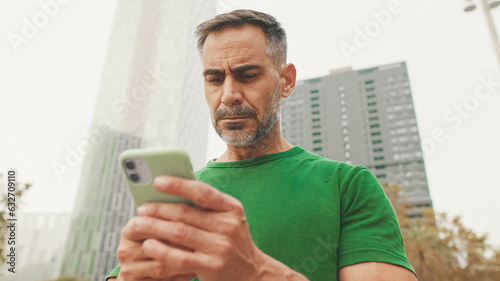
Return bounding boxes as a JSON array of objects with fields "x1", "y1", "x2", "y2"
[
  {"x1": 282, "y1": 62, "x2": 432, "y2": 218},
  {"x1": 11, "y1": 213, "x2": 71, "y2": 281},
  {"x1": 61, "y1": 1, "x2": 216, "y2": 280}
]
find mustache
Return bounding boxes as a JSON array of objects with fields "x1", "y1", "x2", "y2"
[{"x1": 214, "y1": 105, "x2": 258, "y2": 121}]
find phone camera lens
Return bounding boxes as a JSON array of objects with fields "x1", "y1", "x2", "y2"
[
  {"x1": 125, "y1": 159, "x2": 135, "y2": 170},
  {"x1": 130, "y1": 173, "x2": 139, "y2": 182}
]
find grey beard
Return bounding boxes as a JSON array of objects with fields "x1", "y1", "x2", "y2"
[{"x1": 212, "y1": 84, "x2": 282, "y2": 147}]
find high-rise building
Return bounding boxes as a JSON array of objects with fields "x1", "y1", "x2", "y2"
[
  {"x1": 61, "y1": 1, "x2": 216, "y2": 280},
  {"x1": 11, "y1": 213, "x2": 71, "y2": 281},
  {"x1": 282, "y1": 62, "x2": 432, "y2": 218}
]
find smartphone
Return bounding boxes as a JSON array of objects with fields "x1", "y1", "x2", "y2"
[{"x1": 119, "y1": 147, "x2": 196, "y2": 209}]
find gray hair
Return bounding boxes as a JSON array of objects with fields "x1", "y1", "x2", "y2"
[{"x1": 195, "y1": 9, "x2": 287, "y2": 69}]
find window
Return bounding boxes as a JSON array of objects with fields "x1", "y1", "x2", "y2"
[
  {"x1": 311, "y1": 96, "x2": 319, "y2": 101},
  {"x1": 376, "y1": 174, "x2": 387, "y2": 178},
  {"x1": 374, "y1": 156, "x2": 385, "y2": 161},
  {"x1": 313, "y1": 132, "x2": 321, "y2": 136},
  {"x1": 312, "y1": 118, "x2": 320, "y2": 122},
  {"x1": 311, "y1": 104, "x2": 320, "y2": 108},
  {"x1": 312, "y1": 111, "x2": 320, "y2": 115},
  {"x1": 371, "y1": 131, "x2": 381, "y2": 136},
  {"x1": 312, "y1": 125, "x2": 321, "y2": 129},
  {"x1": 370, "y1": 124, "x2": 380, "y2": 129},
  {"x1": 366, "y1": 87, "x2": 375, "y2": 92},
  {"x1": 313, "y1": 147, "x2": 323, "y2": 152},
  {"x1": 369, "y1": 116, "x2": 379, "y2": 121},
  {"x1": 373, "y1": 148, "x2": 384, "y2": 152},
  {"x1": 367, "y1": 102, "x2": 377, "y2": 106},
  {"x1": 369, "y1": 109, "x2": 378, "y2": 114},
  {"x1": 313, "y1": 139, "x2": 322, "y2": 144},
  {"x1": 311, "y1": 89, "x2": 319, "y2": 94},
  {"x1": 365, "y1": 80, "x2": 374, "y2": 85},
  {"x1": 367, "y1": 94, "x2": 376, "y2": 99},
  {"x1": 372, "y1": 140, "x2": 382, "y2": 144},
  {"x1": 375, "y1": 165, "x2": 386, "y2": 169}
]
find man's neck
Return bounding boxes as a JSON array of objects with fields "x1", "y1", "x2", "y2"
[{"x1": 216, "y1": 124, "x2": 294, "y2": 162}]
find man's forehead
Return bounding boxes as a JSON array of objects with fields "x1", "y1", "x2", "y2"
[{"x1": 202, "y1": 25, "x2": 270, "y2": 69}]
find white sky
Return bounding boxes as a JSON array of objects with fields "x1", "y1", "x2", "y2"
[{"x1": 1, "y1": 0, "x2": 500, "y2": 247}]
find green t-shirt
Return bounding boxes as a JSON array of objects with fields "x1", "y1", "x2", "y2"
[{"x1": 107, "y1": 146, "x2": 414, "y2": 280}]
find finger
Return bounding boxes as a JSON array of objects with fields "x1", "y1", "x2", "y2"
[
  {"x1": 119, "y1": 259, "x2": 195, "y2": 280},
  {"x1": 137, "y1": 203, "x2": 218, "y2": 232},
  {"x1": 129, "y1": 274, "x2": 197, "y2": 281},
  {"x1": 142, "y1": 239, "x2": 214, "y2": 273},
  {"x1": 122, "y1": 217, "x2": 183, "y2": 246},
  {"x1": 153, "y1": 176, "x2": 243, "y2": 213},
  {"x1": 117, "y1": 227, "x2": 151, "y2": 262},
  {"x1": 138, "y1": 203, "x2": 248, "y2": 236},
  {"x1": 121, "y1": 219, "x2": 145, "y2": 241},
  {"x1": 158, "y1": 239, "x2": 195, "y2": 253},
  {"x1": 164, "y1": 274, "x2": 198, "y2": 281},
  {"x1": 117, "y1": 276, "x2": 196, "y2": 281},
  {"x1": 127, "y1": 216, "x2": 222, "y2": 253}
]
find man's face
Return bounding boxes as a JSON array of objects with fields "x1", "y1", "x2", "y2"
[{"x1": 201, "y1": 24, "x2": 282, "y2": 147}]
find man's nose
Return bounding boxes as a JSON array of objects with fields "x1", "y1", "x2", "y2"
[{"x1": 221, "y1": 76, "x2": 243, "y2": 106}]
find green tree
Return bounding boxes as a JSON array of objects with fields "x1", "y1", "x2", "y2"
[
  {"x1": 403, "y1": 214, "x2": 458, "y2": 281},
  {"x1": 382, "y1": 183, "x2": 500, "y2": 281},
  {"x1": 440, "y1": 214, "x2": 500, "y2": 281},
  {"x1": 382, "y1": 184, "x2": 500, "y2": 281}
]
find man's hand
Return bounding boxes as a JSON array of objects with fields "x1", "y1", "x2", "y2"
[
  {"x1": 116, "y1": 185, "x2": 197, "y2": 281},
  {"x1": 116, "y1": 175, "x2": 307, "y2": 281}
]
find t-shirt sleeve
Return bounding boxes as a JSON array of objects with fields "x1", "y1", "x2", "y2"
[
  {"x1": 106, "y1": 265, "x2": 120, "y2": 280},
  {"x1": 337, "y1": 167, "x2": 415, "y2": 274}
]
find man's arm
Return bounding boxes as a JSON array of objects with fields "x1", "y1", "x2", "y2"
[
  {"x1": 339, "y1": 262, "x2": 418, "y2": 281},
  {"x1": 109, "y1": 262, "x2": 417, "y2": 281},
  {"x1": 337, "y1": 168, "x2": 416, "y2": 278}
]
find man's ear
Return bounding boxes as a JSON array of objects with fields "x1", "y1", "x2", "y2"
[{"x1": 279, "y1": 63, "x2": 296, "y2": 99}]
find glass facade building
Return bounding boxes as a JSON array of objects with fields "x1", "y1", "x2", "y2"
[
  {"x1": 282, "y1": 62, "x2": 432, "y2": 218},
  {"x1": 10, "y1": 213, "x2": 71, "y2": 281},
  {"x1": 61, "y1": 1, "x2": 216, "y2": 280}
]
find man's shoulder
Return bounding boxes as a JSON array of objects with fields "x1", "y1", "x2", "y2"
[{"x1": 292, "y1": 148, "x2": 368, "y2": 181}]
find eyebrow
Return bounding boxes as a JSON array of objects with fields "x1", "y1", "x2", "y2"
[{"x1": 202, "y1": 64, "x2": 262, "y2": 76}]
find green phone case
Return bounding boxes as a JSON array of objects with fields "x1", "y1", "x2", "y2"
[{"x1": 118, "y1": 147, "x2": 196, "y2": 209}]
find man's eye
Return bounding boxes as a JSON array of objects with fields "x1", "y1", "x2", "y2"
[
  {"x1": 209, "y1": 77, "x2": 223, "y2": 83},
  {"x1": 240, "y1": 74, "x2": 256, "y2": 80}
]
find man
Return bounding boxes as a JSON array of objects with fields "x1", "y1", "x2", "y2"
[{"x1": 107, "y1": 9, "x2": 417, "y2": 281}]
